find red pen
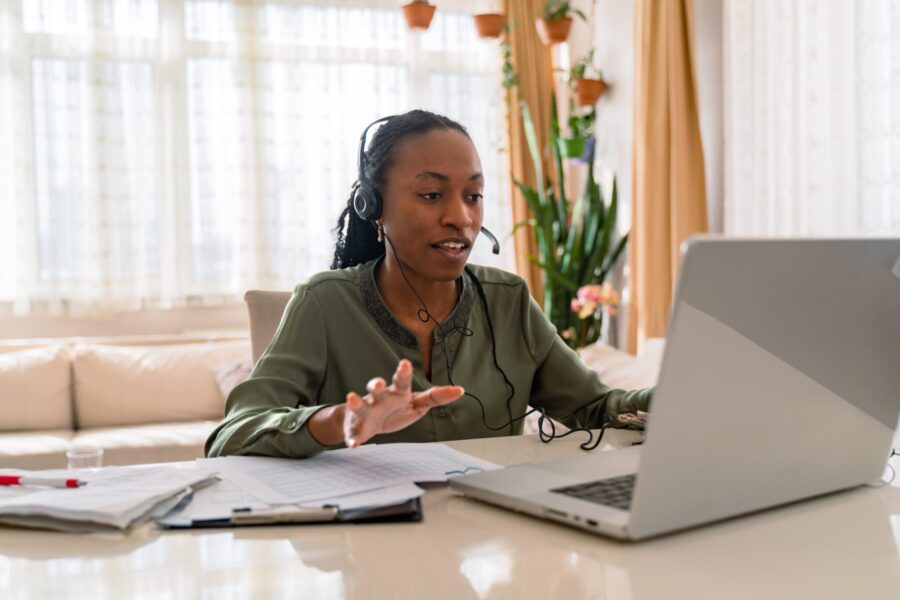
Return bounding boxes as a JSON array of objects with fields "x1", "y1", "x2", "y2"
[{"x1": 0, "y1": 475, "x2": 85, "y2": 489}]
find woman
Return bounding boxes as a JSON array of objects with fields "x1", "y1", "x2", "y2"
[{"x1": 205, "y1": 110, "x2": 651, "y2": 459}]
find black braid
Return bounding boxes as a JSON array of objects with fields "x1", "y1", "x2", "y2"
[{"x1": 331, "y1": 110, "x2": 470, "y2": 270}]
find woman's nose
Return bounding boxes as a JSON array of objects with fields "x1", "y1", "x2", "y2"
[{"x1": 441, "y1": 195, "x2": 475, "y2": 230}]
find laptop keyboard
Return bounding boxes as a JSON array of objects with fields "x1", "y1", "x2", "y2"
[{"x1": 551, "y1": 474, "x2": 637, "y2": 511}]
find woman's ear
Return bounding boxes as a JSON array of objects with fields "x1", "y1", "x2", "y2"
[{"x1": 376, "y1": 220, "x2": 384, "y2": 243}]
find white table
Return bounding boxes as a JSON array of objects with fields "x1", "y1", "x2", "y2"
[{"x1": 2, "y1": 431, "x2": 899, "y2": 599}]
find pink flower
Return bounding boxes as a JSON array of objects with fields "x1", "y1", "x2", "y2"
[
  {"x1": 572, "y1": 283, "x2": 621, "y2": 320},
  {"x1": 577, "y1": 300, "x2": 598, "y2": 320},
  {"x1": 577, "y1": 284, "x2": 603, "y2": 305}
]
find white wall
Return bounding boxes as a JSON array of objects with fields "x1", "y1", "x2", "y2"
[
  {"x1": 694, "y1": 0, "x2": 724, "y2": 232},
  {"x1": 562, "y1": 0, "x2": 636, "y2": 232}
]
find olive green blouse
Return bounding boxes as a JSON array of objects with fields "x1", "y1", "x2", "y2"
[{"x1": 205, "y1": 259, "x2": 652, "y2": 458}]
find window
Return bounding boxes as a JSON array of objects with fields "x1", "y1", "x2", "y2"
[
  {"x1": 724, "y1": 0, "x2": 900, "y2": 237},
  {"x1": 0, "y1": 0, "x2": 513, "y2": 315}
]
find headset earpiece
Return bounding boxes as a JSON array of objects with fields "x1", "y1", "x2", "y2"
[
  {"x1": 352, "y1": 184, "x2": 382, "y2": 222},
  {"x1": 354, "y1": 116, "x2": 396, "y2": 225}
]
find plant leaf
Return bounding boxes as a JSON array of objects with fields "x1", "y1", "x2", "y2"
[
  {"x1": 600, "y1": 233, "x2": 629, "y2": 276},
  {"x1": 526, "y1": 254, "x2": 578, "y2": 291},
  {"x1": 520, "y1": 102, "x2": 546, "y2": 208},
  {"x1": 511, "y1": 219, "x2": 536, "y2": 235}
]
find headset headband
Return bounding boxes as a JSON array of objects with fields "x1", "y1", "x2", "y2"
[{"x1": 357, "y1": 116, "x2": 397, "y2": 186}]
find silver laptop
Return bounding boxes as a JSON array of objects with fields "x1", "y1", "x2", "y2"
[{"x1": 449, "y1": 238, "x2": 900, "y2": 541}]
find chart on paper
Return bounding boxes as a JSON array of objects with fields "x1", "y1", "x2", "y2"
[{"x1": 199, "y1": 443, "x2": 500, "y2": 504}]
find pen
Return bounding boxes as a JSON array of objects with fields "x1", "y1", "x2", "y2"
[
  {"x1": 0, "y1": 475, "x2": 85, "y2": 488},
  {"x1": 231, "y1": 504, "x2": 338, "y2": 525}
]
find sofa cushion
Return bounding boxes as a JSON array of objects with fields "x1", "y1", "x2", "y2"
[
  {"x1": 71, "y1": 421, "x2": 220, "y2": 466},
  {"x1": 0, "y1": 429, "x2": 74, "y2": 469},
  {"x1": 72, "y1": 341, "x2": 250, "y2": 428},
  {"x1": 0, "y1": 346, "x2": 73, "y2": 432}
]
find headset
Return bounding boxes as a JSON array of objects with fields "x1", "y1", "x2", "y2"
[{"x1": 352, "y1": 115, "x2": 613, "y2": 450}]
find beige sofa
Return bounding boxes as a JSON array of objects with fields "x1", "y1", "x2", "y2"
[
  {"x1": 0, "y1": 336, "x2": 251, "y2": 470},
  {"x1": 0, "y1": 324, "x2": 663, "y2": 470}
]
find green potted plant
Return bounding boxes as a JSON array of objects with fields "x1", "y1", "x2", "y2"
[
  {"x1": 568, "y1": 49, "x2": 607, "y2": 106},
  {"x1": 535, "y1": 0, "x2": 586, "y2": 46},
  {"x1": 557, "y1": 103, "x2": 595, "y2": 160},
  {"x1": 513, "y1": 98, "x2": 629, "y2": 349},
  {"x1": 473, "y1": 13, "x2": 505, "y2": 39},
  {"x1": 402, "y1": 1, "x2": 436, "y2": 31}
]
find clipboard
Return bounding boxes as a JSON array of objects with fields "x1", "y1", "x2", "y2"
[{"x1": 157, "y1": 495, "x2": 422, "y2": 529}]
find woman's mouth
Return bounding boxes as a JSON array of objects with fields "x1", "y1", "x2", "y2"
[{"x1": 432, "y1": 240, "x2": 470, "y2": 261}]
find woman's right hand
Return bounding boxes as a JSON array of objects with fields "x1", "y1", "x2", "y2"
[{"x1": 342, "y1": 359, "x2": 464, "y2": 448}]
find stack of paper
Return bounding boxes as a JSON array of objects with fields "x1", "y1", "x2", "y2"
[
  {"x1": 160, "y1": 443, "x2": 500, "y2": 528},
  {"x1": 205, "y1": 443, "x2": 500, "y2": 504},
  {"x1": 0, "y1": 466, "x2": 217, "y2": 533}
]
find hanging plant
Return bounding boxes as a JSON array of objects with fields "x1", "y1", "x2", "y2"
[
  {"x1": 574, "y1": 78, "x2": 607, "y2": 106},
  {"x1": 568, "y1": 50, "x2": 607, "y2": 106},
  {"x1": 402, "y1": 1, "x2": 436, "y2": 31},
  {"x1": 535, "y1": 0, "x2": 586, "y2": 46},
  {"x1": 557, "y1": 103, "x2": 596, "y2": 161},
  {"x1": 473, "y1": 13, "x2": 505, "y2": 39},
  {"x1": 499, "y1": 21, "x2": 519, "y2": 89}
]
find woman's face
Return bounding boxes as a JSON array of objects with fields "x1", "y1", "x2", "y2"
[{"x1": 379, "y1": 128, "x2": 484, "y2": 283}]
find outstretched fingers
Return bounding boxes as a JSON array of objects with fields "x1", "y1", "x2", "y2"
[
  {"x1": 365, "y1": 377, "x2": 387, "y2": 405},
  {"x1": 344, "y1": 392, "x2": 365, "y2": 448},
  {"x1": 392, "y1": 359, "x2": 413, "y2": 395},
  {"x1": 411, "y1": 385, "x2": 464, "y2": 412},
  {"x1": 346, "y1": 391, "x2": 366, "y2": 414}
]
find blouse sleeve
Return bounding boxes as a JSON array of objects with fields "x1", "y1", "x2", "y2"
[
  {"x1": 204, "y1": 284, "x2": 339, "y2": 458},
  {"x1": 521, "y1": 287, "x2": 653, "y2": 429}
]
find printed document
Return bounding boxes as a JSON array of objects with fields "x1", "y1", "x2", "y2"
[
  {"x1": 0, "y1": 466, "x2": 216, "y2": 532},
  {"x1": 199, "y1": 443, "x2": 499, "y2": 504}
]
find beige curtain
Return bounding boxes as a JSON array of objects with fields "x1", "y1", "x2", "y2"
[
  {"x1": 628, "y1": 0, "x2": 709, "y2": 353},
  {"x1": 503, "y1": 0, "x2": 556, "y2": 303}
]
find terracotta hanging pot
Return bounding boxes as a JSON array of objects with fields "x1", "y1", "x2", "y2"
[
  {"x1": 402, "y1": 2, "x2": 436, "y2": 31},
  {"x1": 535, "y1": 16, "x2": 572, "y2": 45},
  {"x1": 574, "y1": 78, "x2": 607, "y2": 106},
  {"x1": 473, "y1": 13, "x2": 505, "y2": 39}
]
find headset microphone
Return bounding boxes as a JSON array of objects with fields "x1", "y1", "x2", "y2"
[{"x1": 480, "y1": 227, "x2": 500, "y2": 255}]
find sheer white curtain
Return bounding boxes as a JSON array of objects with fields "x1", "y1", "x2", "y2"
[
  {"x1": 723, "y1": 0, "x2": 900, "y2": 236},
  {"x1": 0, "y1": 0, "x2": 512, "y2": 317}
]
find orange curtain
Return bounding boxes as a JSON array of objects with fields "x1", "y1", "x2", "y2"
[
  {"x1": 628, "y1": 0, "x2": 709, "y2": 353},
  {"x1": 503, "y1": 0, "x2": 556, "y2": 303}
]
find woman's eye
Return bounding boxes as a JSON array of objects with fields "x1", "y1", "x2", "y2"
[
  {"x1": 421, "y1": 192, "x2": 441, "y2": 201},
  {"x1": 467, "y1": 193, "x2": 483, "y2": 203}
]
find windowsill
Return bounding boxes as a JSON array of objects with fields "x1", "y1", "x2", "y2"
[{"x1": 0, "y1": 304, "x2": 249, "y2": 341}]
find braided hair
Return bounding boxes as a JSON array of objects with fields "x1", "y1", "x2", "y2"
[{"x1": 331, "y1": 110, "x2": 470, "y2": 270}]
